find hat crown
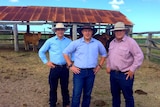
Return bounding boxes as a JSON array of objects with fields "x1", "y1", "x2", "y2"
[
  {"x1": 110, "y1": 22, "x2": 127, "y2": 31},
  {"x1": 114, "y1": 22, "x2": 125, "y2": 29},
  {"x1": 55, "y1": 23, "x2": 65, "y2": 29},
  {"x1": 52, "y1": 23, "x2": 67, "y2": 32},
  {"x1": 77, "y1": 24, "x2": 97, "y2": 36}
]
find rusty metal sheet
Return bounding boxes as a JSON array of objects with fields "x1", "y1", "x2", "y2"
[
  {"x1": 80, "y1": 15, "x2": 89, "y2": 23},
  {"x1": 0, "y1": 6, "x2": 133, "y2": 25},
  {"x1": 97, "y1": 10, "x2": 107, "y2": 17},
  {"x1": 71, "y1": 14, "x2": 82, "y2": 23},
  {"x1": 11, "y1": 7, "x2": 24, "y2": 21},
  {"x1": 94, "y1": 16, "x2": 102, "y2": 23},
  {"x1": 84, "y1": 9, "x2": 92, "y2": 16},
  {"x1": 56, "y1": 14, "x2": 65, "y2": 22},
  {"x1": 87, "y1": 16, "x2": 96, "y2": 23},
  {"x1": 48, "y1": 7, "x2": 55, "y2": 20}
]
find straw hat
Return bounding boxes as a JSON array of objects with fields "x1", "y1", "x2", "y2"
[
  {"x1": 77, "y1": 24, "x2": 97, "y2": 36},
  {"x1": 110, "y1": 22, "x2": 128, "y2": 31},
  {"x1": 52, "y1": 23, "x2": 67, "y2": 32}
]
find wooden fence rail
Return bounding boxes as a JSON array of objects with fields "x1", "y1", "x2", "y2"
[
  {"x1": 132, "y1": 31, "x2": 160, "y2": 60},
  {"x1": 0, "y1": 30, "x2": 160, "y2": 61}
]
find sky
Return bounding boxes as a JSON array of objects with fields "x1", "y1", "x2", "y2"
[{"x1": 0, "y1": 0, "x2": 160, "y2": 33}]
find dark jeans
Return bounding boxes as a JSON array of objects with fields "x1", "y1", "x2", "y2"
[
  {"x1": 71, "y1": 69, "x2": 95, "y2": 107},
  {"x1": 110, "y1": 70, "x2": 134, "y2": 107},
  {"x1": 49, "y1": 66, "x2": 70, "y2": 107}
]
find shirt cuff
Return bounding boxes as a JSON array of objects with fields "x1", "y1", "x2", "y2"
[
  {"x1": 43, "y1": 59, "x2": 48, "y2": 64},
  {"x1": 129, "y1": 67, "x2": 136, "y2": 73}
]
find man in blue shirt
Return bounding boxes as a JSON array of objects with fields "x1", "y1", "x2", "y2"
[
  {"x1": 63, "y1": 24, "x2": 107, "y2": 107},
  {"x1": 38, "y1": 23, "x2": 71, "y2": 107}
]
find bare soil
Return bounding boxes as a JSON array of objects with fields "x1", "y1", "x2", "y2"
[{"x1": 0, "y1": 49, "x2": 160, "y2": 107}]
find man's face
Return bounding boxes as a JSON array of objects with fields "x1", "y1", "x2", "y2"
[
  {"x1": 114, "y1": 30, "x2": 125, "y2": 40},
  {"x1": 55, "y1": 28, "x2": 65, "y2": 37},
  {"x1": 82, "y1": 29, "x2": 93, "y2": 40}
]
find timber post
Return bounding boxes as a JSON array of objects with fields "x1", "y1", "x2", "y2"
[
  {"x1": 13, "y1": 24, "x2": 19, "y2": 51},
  {"x1": 72, "y1": 24, "x2": 77, "y2": 40},
  {"x1": 146, "y1": 33, "x2": 152, "y2": 60}
]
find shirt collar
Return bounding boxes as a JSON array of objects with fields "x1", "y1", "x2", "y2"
[
  {"x1": 81, "y1": 37, "x2": 94, "y2": 43},
  {"x1": 55, "y1": 35, "x2": 65, "y2": 40},
  {"x1": 113, "y1": 35, "x2": 127, "y2": 42}
]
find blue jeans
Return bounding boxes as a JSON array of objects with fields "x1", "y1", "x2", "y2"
[
  {"x1": 110, "y1": 70, "x2": 134, "y2": 107},
  {"x1": 71, "y1": 69, "x2": 95, "y2": 107},
  {"x1": 49, "y1": 66, "x2": 70, "y2": 107}
]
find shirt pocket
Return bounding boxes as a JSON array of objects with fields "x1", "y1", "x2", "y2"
[
  {"x1": 108, "y1": 46, "x2": 114, "y2": 55},
  {"x1": 109, "y1": 46, "x2": 114, "y2": 50},
  {"x1": 50, "y1": 43, "x2": 59, "y2": 52},
  {"x1": 117, "y1": 46, "x2": 129, "y2": 56}
]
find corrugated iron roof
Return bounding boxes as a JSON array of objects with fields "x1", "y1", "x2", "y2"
[{"x1": 0, "y1": 6, "x2": 133, "y2": 25}]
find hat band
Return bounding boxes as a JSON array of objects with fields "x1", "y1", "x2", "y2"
[
  {"x1": 115, "y1": 27, "x2": 125, "y2": 29},
  {"x1": 55, "y1": 27, "x2": 65, "y2": 29}
]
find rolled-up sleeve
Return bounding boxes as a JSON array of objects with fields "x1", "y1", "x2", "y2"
[
  {"x1": 63, "y1": 41, "x2": 75, "y2": 55},
  {"x1": 38, "y1": 40, "x2": 50, "y2": 64},
  {"x1": 99, "y1": 42, "x2": 107, "y2": 57}
]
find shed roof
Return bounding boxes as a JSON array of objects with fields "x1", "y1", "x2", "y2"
[{"x1": 0, "y1": 6, "x2": 133, "y2": 25}]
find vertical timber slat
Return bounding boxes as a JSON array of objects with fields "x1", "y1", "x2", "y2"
[
  {"x1": 72, "y1": 24, "x2": 77, "y2": 40},
  {"x1": 13, "y1": 24, "x2": 19, "y2": 51},
  {"x1": 146, "y1": 33, "x2": 152, "y2": 60}
]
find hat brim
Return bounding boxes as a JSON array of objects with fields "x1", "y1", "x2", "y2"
[
  {"x1": 110, "y1": 28, "x2": 128, "y2": 31},
  {"x1": 52, "y1": 28, "x2": 68, "y2": 32},
  {"x1": 77, "y1": 28, "x2": 97, "y2": 36}
]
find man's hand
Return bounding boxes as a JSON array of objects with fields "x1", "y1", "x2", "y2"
[
  {"x1": 106, "y1": 67, "x2": 111, "y2": 74},
  {"x1": 46, "y1": 61, "x2": 55, "y2": 68},
  {"x1": 93, "y1": 66, "x2": 101, "y2": 74},
  {"x1": 70, "y1": 65, "x2": 80, "y2": 74},
  {"x1": 125, "y1": 70, "x2": 134, "y2": 80}
]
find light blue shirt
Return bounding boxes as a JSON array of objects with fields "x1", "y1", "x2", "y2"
[
  {"x1": 63, "y1": 37, "x2": 107, "y2": 68},
  {"x1": 38, "y1": 36, "x2": 72, "y2": 65}
]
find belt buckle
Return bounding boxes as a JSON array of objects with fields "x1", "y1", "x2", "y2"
[
  {"x1": 53, "y1": 63, "x2": 66, "y2": 68},
  {"x1": 60, "y1": 65, "x2": 63, "y2": 67},
  {"x1": 59, "y1": 64, "x2": 66, "y2": 67},
  {"x1": 111, "y1": 69, "x2": 120, "y2": 73},
  {"x1": 115, "y1": 70, "x2": 119, "y2": 72}
]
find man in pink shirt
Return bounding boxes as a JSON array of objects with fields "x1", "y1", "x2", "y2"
[{"x1": 106, "y1": 22, "x2": 144, "y2": 107}]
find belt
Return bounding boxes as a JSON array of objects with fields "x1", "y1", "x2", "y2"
[
  {"x1": 80, "y1": 68, "x2": 94, "y2": 70},
  {"x1": 111, "y1": 69, "x2": 128, "y2": 73},
  {"x1": 53, "y1": 63, "x2": 66, "y2": 68}
]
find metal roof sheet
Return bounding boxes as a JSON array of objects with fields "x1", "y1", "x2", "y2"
[{"x1": 0, "y1": 6, "x2": 133, "y2": 25}]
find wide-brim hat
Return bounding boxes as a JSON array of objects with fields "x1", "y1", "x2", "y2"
[
  {"x1": 52, "y1": 23, "x2": 67, "y2": 32},
  {"x1": 77, "y1": 24, "x2": 97, "y2": 36},
  {"x1": 110, "y1": 22, "x2": 128, "y2": 31}
]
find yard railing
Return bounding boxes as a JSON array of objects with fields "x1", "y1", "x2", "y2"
[
  {"x1": 1, "y1": 30, "x2": 160, "y2": 61},
  {"x1": 132, "y1": 31, "x2": 160, "y2": 61}
]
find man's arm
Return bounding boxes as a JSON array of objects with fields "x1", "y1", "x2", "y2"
[
  {"x1": 129, "y1": 40, "x2": 144, "y2": 72},
  {"x1": 94, "y1": 56, "x2": 106, "y2": 74},
  {"x1": 38, "y1": 40, "x2": 50, "y2": 64},
  {"x1": 63, "y1": 54, "x2": 72, "y2": 67},
  {"x1": 98, "y1": 56, "x2": 106, "y2": 68}
]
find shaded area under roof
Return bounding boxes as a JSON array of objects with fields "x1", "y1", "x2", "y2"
[{"x1": 0, "y1": 6, "x2": 133, "y2": 25}]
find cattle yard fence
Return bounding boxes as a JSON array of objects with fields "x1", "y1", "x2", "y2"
[
  {"x1": 132, "y1": 31, "x2": 160, "y2": 61},
  {"x1": 1, "y1": 30, "x2": 160, "y2": 62}
]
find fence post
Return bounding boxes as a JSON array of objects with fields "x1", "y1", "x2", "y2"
[
  {"x1": 72, "y1": 24, "x2": 77, "y2": 40},
  {"x1": 10, "y1": 30, "x2": 14, "y2": 44},
  {"x1": 146, "y1": 33, "x2": 152, "y2": 60},
  {"x1": 13, "y1": 24, "x2": 19, "y2": 51}
]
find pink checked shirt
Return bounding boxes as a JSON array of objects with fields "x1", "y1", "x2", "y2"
[{"x1": 107, "y1": 35, "x2": 144, "y2": 72}]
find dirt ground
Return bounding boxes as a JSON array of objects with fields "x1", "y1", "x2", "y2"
[{"x1": 0, "y1": 49, "x2": 160, "y2": 107}]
